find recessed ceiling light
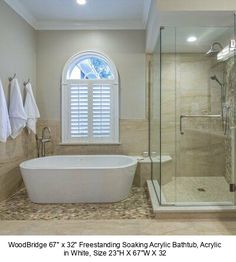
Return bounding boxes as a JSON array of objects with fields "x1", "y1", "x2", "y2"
[
  {"x1": 76, "y1": 0, "x2": 87, "y2": 5},
  {"x1": 187, "y1": 36, "x2": 197, "y2": 43}
]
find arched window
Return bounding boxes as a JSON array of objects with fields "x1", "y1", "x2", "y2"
[{"x1": 62, "y1": 51, "x2": 119, "y2": 144}]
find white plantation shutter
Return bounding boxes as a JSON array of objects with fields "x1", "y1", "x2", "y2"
[
  {"x1": 69, "y1": 85, "x2": 89, "y2": 139},
  {"x1": 93, "y1": 85, "x2": 112, "y2": 138},
  {"x1": 62, "y1": 52, "x2": 119, "y2": 144},
  {"x1": 62, "y1": 82, "x2": 119, "y2": 144}
]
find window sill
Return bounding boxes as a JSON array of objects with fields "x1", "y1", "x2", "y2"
[{"x1": 59, "y1": 142, "x2": 121, "y2": 146}]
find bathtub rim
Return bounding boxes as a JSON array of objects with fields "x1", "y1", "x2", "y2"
[{"x1": 19, "y1": 155, "x2": 138, "y2": 170}]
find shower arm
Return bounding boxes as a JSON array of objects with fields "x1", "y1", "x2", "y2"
[{"x1": 180, "y1": 114, "x2": 222, "y2": 135}]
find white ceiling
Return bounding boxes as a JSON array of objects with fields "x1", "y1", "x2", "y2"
[
  {"x1": 4, "y1": 0, "x2": 235, "y2": 53},
  {"x1": 4, "y1": 0, "x2": 151, "y2": 30},
  {"x1": 162, "y1": 26, "x2": 234, "y2": 53}
]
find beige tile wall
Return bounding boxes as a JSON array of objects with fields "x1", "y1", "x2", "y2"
[
  {"x1": 0, "y1": 131, "x2": 36, "y2": 201},
  {"x1": 223, "y1": 57, "x2": 236, "y2": 184},
  {"x1": 161, "y1": 53, "x2": 226, "y2": 180},
  {"x1": 37, "y1": 119, "x2": 148, "y2": 156},
  {"x1": 37, "y1": 119, "x2": 149, "y2": 187}
]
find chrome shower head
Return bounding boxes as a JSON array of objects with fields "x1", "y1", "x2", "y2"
[
  {"x1": 211, "y1": 75, "x2": 217, "y2": 80},
  {"x1": 206, "y1": 42, "x2": 223, "y2": 56},
  {"x1": 210, "y1": 75, "x2": 223, "y2": 87}
]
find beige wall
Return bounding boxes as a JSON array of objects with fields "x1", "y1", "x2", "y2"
[
  {"x1": 36, "y1": 30, "x2": 146, "y2": 120},
  {"x1": 157, "y1": 0, "x2": 236, "y2": 10},
  {"x1": 0, "y1": 1, "x2": 37, "y2": 201},
  {"x1": 36, "y1": 30, "x2": 148, "y2": 156},
  {"x1": 0, "y1": 1, "x2": 36, "y2": 92}
]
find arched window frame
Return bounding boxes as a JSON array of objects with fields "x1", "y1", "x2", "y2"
[{"x1": 61, "y1": 51, "x2": 119, "y2": 144}]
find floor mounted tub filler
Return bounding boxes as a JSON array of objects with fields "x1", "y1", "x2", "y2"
[{"x1": 20, "y1": 155, "x2": 137, "y2": 203}]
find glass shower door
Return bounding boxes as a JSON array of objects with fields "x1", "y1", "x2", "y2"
[
  {"x1": 156, "y1": 25, "x2": 236, "y2": 206},
  {"x1": 175, "y1": 26, "x2": 235, "y2": 205}
]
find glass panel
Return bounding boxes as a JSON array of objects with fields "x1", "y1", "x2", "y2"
[
  {"x1": 173, "y1": 26, "x2": 234, "y2": 205},
  {"x1": 68, "y1": 56, "x2": 114, "y2": 80},
  {"x1": 151, "y1": 16, "x2": 236, "y2": 207},
  {"x1": 160, "y1": 27, "x2": 176, "y2": 205},
  {"x1": 150, "y1": 32, "x2": 161, "y2": 202},
  {"x1": 155, "y1": 25, "x2": 236, "y2": 206},
  {"x1": 70, "y1": 65, "x2": 82, "y2": 79},
  {"x1": 150, "y1": 27, "x2": 177, "y2": 205}
]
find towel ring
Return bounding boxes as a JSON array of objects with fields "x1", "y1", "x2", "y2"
[
  {"x1": 23, "y1": 79, "x2": 30, "y2": 86},
  {"x1": 8, "y1": 73, "x2": 16, "y2": 82}
]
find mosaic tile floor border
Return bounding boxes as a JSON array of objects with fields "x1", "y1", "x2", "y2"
[{"x1": 0, "y1": 187, "x2": 154, "y2": 220}]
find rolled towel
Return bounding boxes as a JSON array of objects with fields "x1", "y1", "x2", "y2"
[
  {"x1": 0, "y1": 79, "x2": 11, "y2": 142},
  {"x1": 9, "y1": 78, "x2": 27, "y2": 139},
  {"x1": 24, "y1": 82, "x2": 40, "y2": 134}
]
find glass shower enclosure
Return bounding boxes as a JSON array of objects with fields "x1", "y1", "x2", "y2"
[{"x1": 150, "y1": 19, "x2": 236, "y2": 207}]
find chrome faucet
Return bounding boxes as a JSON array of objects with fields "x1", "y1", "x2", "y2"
[{"x1": 36, "y1": 127, "x2": 52, "y2": 157}]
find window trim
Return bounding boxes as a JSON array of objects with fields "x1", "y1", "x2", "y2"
[{"x1": 61, "y1": 51, "x2": 120, "y2": 145}]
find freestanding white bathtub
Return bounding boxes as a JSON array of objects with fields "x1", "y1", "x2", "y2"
[{"x1": 20, "y1": 155, "x2": 137, "y2": 203}]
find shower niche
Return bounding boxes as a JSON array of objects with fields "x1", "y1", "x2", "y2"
[{"x1": 150, "y1": 23, "x2": 236, "y2": 208}]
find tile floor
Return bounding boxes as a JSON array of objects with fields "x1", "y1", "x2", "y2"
[
  {"x1": 0, "y1": 184, "x2": 236, "y2": 235},
  {"x1": 162, "y1": 176, "x2": 233, "y2": 204},
  {"x1": 0, "y1": 187, "x2": 154, "y2": 220}
]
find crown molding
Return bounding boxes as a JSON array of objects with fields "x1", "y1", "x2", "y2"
[
  {"x1": 36, "y1": 20, "x2": 146, "y2": 30},
  {"x1": 4, "y1": 0, "x2": 37, "y2": 28},
  {"x1": 4, "y1": 0, "x2": 147, "y2": 30},
  {"x1": 143, "y1": 0, "x2": 152, "y2": 26}
]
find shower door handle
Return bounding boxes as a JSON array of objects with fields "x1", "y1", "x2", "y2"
[
  {"x1": 180, "y1": 114, "x2": 222, "y2": 135},
  {"x1": 180, "y1": 115, "x2": 184, "y2": 135}
]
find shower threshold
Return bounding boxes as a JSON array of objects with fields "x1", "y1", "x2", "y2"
[{"x1": 147, "y1": 180, "x2": 236, "y2": 214}]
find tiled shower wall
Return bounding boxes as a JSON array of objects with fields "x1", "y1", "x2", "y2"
[
  {"x1": 161, "y1": 53, "x2": 227, "y2": 182},
  {"x1": 223, "y1": 57, "x2": 236, "y2": 184}
]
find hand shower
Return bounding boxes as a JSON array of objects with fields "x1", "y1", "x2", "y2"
[
  {"x1": 210, "y1": 75, "x2": 228, "y2": 135},
  {"x1": 210, "y1": 75, "x2": 224, "y2": 116}
]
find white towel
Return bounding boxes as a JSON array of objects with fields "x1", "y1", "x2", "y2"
[
  {"x1": 24, "y1": 82, "x2": 40, "y2": 134},
  {"x1": 9, "y1": 78, "x2": 27, "y2": 139},
  {"x1": 0, "y1": 79, "x2": 11, "y2": 142}
]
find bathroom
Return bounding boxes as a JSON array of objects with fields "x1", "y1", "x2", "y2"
[{"x1": 1, "y1": 0, "x2": 236, "y2": 235}]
